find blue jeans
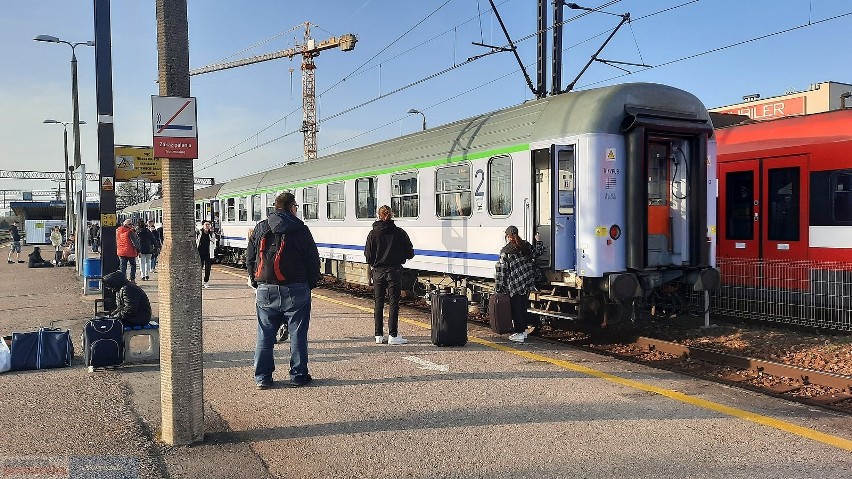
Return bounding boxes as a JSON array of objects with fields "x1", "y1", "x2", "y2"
[
  {"x1": 253, "y1": 283, "x2": 311, "y2": 384},
  {"x1": 119, "y1": 256, "x2": 136, "y2": 281}
]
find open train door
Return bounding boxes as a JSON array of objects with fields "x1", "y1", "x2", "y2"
[{"x1": 532, "y1": 146, "x2": 577, "y2": 271}]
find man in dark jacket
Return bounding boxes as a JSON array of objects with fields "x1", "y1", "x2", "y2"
[
  {"x1": 102, "y1": 270, "x2": 152, "y2": 327},
  {"x1": 246, "y1": 192, "x2": 319, "y2": 390},
  {"x1": 364, "y1": 205, "x2": 415, "y2": 345}
]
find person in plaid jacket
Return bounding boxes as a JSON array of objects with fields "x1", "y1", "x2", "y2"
[{"x1": 495, "y1": 225, "x2": 544, "y2": 343}]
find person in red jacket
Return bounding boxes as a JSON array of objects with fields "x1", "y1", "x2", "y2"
[{"x1": 116, "y1": 218, "x2": 140, "y2": 283}]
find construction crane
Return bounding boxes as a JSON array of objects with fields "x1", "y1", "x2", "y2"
[{"x1": 189, "y1": 22, "x2": 357, "y2": 161}]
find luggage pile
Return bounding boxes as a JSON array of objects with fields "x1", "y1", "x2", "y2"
[{"x1": 0, "y1": 316, "x2": 127, "y2": 374}]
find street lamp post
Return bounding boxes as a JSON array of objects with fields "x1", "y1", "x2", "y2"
[
  {"x1": 43, "y1": 119, "x2": 86, "y2": 233},
  {"x1": 34, "y1": 35, "x2": 94, "y2": 235},
  {"x1": 407, "y1": 109, "x2": 427, "y2": 131}
]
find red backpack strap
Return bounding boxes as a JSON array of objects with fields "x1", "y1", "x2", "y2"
[{"x1": 273, "y1": 234, "x2": 286, "y2": 282}]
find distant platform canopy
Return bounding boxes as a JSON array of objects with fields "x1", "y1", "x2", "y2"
[{"x1": 10, "y1": 201, "x2": 100, "y2": 223}]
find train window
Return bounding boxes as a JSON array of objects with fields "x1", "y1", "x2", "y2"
[
  {"x1": 327, "y1": 182, "x2": 345, "y2": 220},
  {"x1": 194, "y1": 204, "x2": 201, "y2": 222},
  {"x1": 767, "y1": 167, "x2": 800, "y2": 241},
  {"x1": 488, "y1": 156, "x2": 512, "y2": 216},
  {"x1": 391, "y1": 171, "x2": 418, "y2": 218},
  {"x1": 251, "y1": 195, "x2": 262, "y2": 221},
  {"x1": 356, "y1": 177, "x2": 377, "y2": 219},
  {"x1": 557, "y1": 149, "x2": 575, "y2": 215},
  {"x1": 303, "y1": 186, "x2": 319, "y2": 220},
  {"x1": 265, "y1": 193, "x2": 276, "y2": 217},
  {"x1": 226, "y1": 198, "x2": 235, "y2": 222},
  {"x1": 238, "y1": 197, "x2": 248, "y2": 222},
  {"x1": 725, "y1": 171, "x2": 754, "y2": 240},
  {"x1": 648, "y1": 143, "x2": 669, "y2": 206},
  {"x1": 832, "y1": 171, "x2": 852, "y2": 222},
  {"x1": 436, "y1": 164, "x2": 472, "y2": 218}
]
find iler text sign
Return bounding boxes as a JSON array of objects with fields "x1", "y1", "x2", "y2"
[{"x1": 152, "y1": 96, "x2": 198, "y2": 159}]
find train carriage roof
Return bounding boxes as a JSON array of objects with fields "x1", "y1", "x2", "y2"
[
  {"x1": 717, "y1": 108, "x2": 852, "y2": 157},
  {"x1": 219, "y1": 82, "x2": 710, "y2": 198}
]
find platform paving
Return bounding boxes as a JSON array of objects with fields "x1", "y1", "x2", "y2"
[{"x1": 1, "y1": 245, "x2": 851, "y2": 478}]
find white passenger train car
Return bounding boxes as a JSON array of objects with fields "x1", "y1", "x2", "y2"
[{"x1": 123, "y1": 82, "x2": 720, "y2": 324}]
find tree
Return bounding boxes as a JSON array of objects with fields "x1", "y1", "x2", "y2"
[{"x1": 115, "y1": 180, "x2": 156, "y2": 209}]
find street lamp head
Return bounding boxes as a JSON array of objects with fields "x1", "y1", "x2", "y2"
[
  {"x1": 34, "y1": 34, "x2": 61, "y2": 43},
  {"x1": 43, "y1": 119, "x2": 60, "y2": 124},
  {"x1": 85, "y1": 41, "x2": 95, "y2": 47},
  {"x1": 407, "y1": 109, "x2": 421, "y2": 114}
]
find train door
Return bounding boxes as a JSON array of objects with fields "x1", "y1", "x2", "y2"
[
  {"x1": 533, "y1": 149, "x2": 553, "y2": 268},
  {"x1": 532, "y1": 146, "x2": 576, "y2": 271},
  {"x1": 718, "y1": 159, "x2": 760, "y2": 260},
  {"x1": 719, "y1": 155, "x2": 809, "y2": 287}
]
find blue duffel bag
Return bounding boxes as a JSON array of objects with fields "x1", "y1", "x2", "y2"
[{"x1": 10, "y1": 328, "x2": 74, "y2": 371}]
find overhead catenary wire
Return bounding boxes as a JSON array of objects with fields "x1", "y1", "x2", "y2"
[{"x1": 200, "y1": 3, "x2": 850, "y2": 174}]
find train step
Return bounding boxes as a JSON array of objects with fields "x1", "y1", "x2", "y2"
[
  {"x1": 527, "y1": 308, "x2": 578, "y2": 321},
  {"x1": 532, "y1": 294, "x2": 579, "y2": 304}
]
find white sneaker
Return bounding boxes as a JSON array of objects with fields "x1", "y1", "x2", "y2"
[
  {"x1": 375, "y1": 336, "x2": 385, "y2": 344},
  {"x1": 387, "y1": 335, "x2": 409, "y2": 345},
  {"x1": 508, "y1": 332, "x2": 527, "y2": 343},
  {"x1": 203, "y1": 282, "x2": 210, "y2": 289}
]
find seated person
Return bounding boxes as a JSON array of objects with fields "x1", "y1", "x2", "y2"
[
  {"x1": 27, "y1": 247, "x2": 53, "y2": 268},
  {"x1": 60, "y1": 235, "x2": 76, "y2": 265},
  {"x1": 101, "y1": 271, "x2": 153, "y2": 327}
]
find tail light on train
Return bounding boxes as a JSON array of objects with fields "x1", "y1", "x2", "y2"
[
  {"x1": 686, "y1": 267, "x2": 721, "y2": 292},
  {"x1": 609, "y1": 225, "x2": 621, "y2": 240}
]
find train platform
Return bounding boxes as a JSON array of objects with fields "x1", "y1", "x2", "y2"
[{"x1": 0, "y1": 249, "x2": 851, "y2": 478}]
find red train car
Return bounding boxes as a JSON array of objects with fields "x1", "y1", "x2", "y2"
[{"x1": 714, "y1": 109, "x2": 852, "y2": 329}]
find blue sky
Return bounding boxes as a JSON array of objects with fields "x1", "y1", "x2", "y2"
[{"x1": 1, "y1": 0, "x2": 851, "y2": 197}]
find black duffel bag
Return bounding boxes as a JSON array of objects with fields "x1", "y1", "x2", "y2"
[{"x1": 10, "y1": 328, "x2": 74, "y2": 371}]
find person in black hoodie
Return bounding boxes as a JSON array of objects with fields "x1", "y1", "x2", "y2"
[
  {"x1": 101, "y1": 270, "x2": 152, "y2": 327},
  {"x1": 246, "y1": 192, "x2": 319, "y2": 390},
  {"x1": 27, "y1": 247, "x2": 53, "y2": 268},
  {"x1": 364, "y1": 205, "x2": 415, "y2": 345}
]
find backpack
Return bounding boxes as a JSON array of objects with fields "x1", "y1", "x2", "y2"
[{"x1": 254, "y1": 228, "x2": 288, "y2": 283}]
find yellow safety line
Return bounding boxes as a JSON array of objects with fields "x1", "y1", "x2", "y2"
[
  {"x1": 311, "y1": 292, "x2": 852, "y2": 452},
  {"x1": 212, "y1": 268, "x2": 852, "y2": 452}
]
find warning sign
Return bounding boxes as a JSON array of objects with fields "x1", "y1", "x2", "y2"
[
  {"x1": 101, "y1": 214, "x2": 117, "y2": 227},
  {"x1": 101, "y1": 176, "x2": 114, "y2": 191},
  {"x1": 114, "y1": 146, "x2": 161, "y2": 182},
  {"x1": 605, "y1": 148, "x2": 616, "y2": 162}
]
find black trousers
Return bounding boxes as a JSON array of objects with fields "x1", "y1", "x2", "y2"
[
  {"x1": 200, "y1": 254, "x2": 213, "y2": 282},
  {"x1": 372, "y1": 265, "x2": 402, "y2": 337},
  {"x1": 510, "y1": 293, "x2": 530, "y2": 333}
]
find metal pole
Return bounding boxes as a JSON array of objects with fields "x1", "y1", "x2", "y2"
[
  {"x1": 70, "y1": 47, "x2": 83, "y2": 235},
  {"x1": 63, "y1": 126, "x2": 71, "y2": 232}
]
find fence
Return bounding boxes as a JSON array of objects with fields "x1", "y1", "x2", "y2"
[{"x1": 699, "y1": 257, "x2": 852, "y2": 331}]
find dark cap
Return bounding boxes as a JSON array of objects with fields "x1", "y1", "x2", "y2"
[{"x1": 505, "y1": 225, "x2": 518, "y2": 236}]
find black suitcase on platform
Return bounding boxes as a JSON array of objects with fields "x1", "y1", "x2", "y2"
[
  {"x1": 430, "y1": 292, "x2": 468, "y2": 346},
  {"x1": 10, "y1": 328, "x2": 74, "y2": 371},
  {"x1": 82, "y1": 318, "x2": 124, "y2": 368}
]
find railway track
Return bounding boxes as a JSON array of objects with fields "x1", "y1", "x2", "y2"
[{"x1": 224, "y1": 266, "x2": 852, "y2": 414}]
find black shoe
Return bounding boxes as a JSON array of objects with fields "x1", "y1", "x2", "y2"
[
  {"x1": 16, "y1": 260, "x2": 24, "y2": 263},
  {"x1": 288, "y1": 375, "x2": 312, "y2": 388},
  {"x1": 256, "y1": 381, "x2": 273, "y2": 390},
  {"x1": 6, "y1": 261, "x2": 12, "y2": 264}
]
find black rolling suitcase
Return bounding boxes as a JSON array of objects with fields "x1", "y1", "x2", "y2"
[
  {"x1": 430, "y1": 291, "x2": 468, "y2": 346},
  {"x1": 82, "y1": 318, "x2": 125, "y2": 368}
]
